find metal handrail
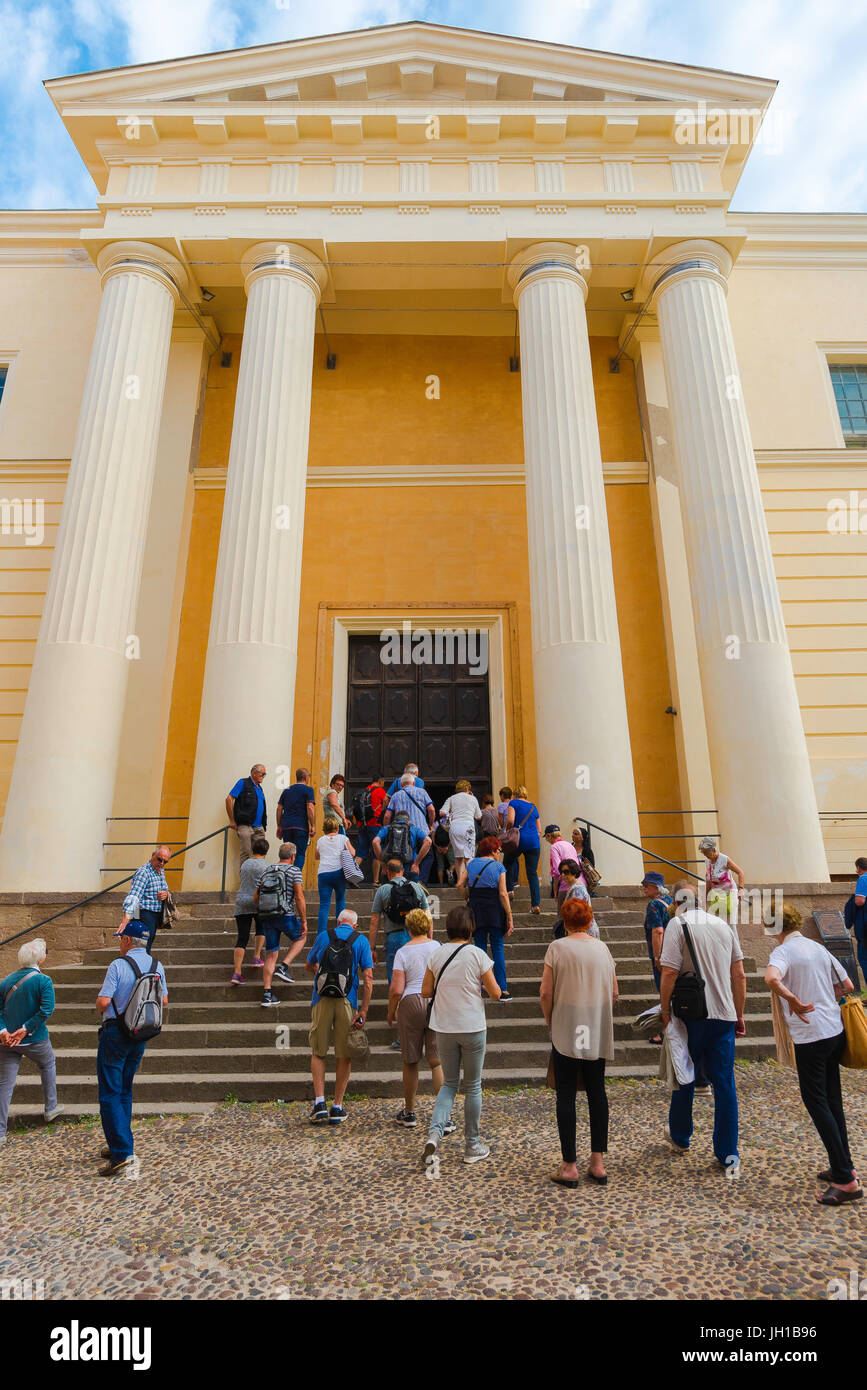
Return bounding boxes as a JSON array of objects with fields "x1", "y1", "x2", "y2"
[
  {"x1": 576, "y1": 816, "x2": 704, "y2": 883},
  {"x1": 0, "y1": 826, "x2": 231, "y2": 951}
]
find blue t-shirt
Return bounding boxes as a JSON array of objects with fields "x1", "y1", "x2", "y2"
[
  {"x1": 307, "y1": 924, "x2": 374, "y2": 1010},
  {"x1": 644, "y1": 894, "x2": 672, "y2": 934},
  {"x1": 229, "y1": 778, "x2": 265, "y2": 828},
  {"x1": 508, "y1": 799, "x2": 540, "y2": 850},
  {"x1": 279, "y1": 783, "x2": 315, "y2": 832},
  {"x1": 387, "y1": 776, "x2": 425, "y2": 797},
  {"x1": 466, "y1": 857, "x2": 506, "y2": 890},
  {"x1": 856, "y1": 873, "x2": 867, "y2": 899}
]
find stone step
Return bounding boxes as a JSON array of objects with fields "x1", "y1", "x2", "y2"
[
  {"x1": 10, "y1": 1050, "x2": 762, "y2": 1107},
  {"x1": 46, "y1": 1010, "x2": 775, "y2": 1051}
]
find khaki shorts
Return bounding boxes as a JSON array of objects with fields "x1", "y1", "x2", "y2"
[
  {"x1": 309, "y1": 997, "x2": 355, "y2": 1060},
  {"x1": 397, "y1": 992, "x2": 440, "y2": 1066}
]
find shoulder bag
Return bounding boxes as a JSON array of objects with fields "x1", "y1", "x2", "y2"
[
  {"x1": 500, "y1": 804, "x2": 535, "y2": 854},
  {"x1": 670, "y1": 921, "x2": 708, "y2": 1022}
]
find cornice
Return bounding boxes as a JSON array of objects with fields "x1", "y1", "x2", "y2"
[{"x1": 755, "y1": 449, "x2": 867, "y2": 470}]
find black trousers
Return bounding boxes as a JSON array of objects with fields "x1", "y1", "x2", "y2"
[
  {"x1": 794, "y1": 1029, "x2": 854, "y2": 1184},
  {"x1": 551, "y1": 1046, "x2": 608, "y2": 1163}
]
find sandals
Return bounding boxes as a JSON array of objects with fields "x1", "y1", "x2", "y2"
[
  {"x1": 817, "y1": 1168, "x2": 859, "y2": 1184},
  {"x1": 586, "y1": 1169, "x2": 608, "y2": 1186},
  {"x1": 550, "y1": 1172, "x2": 580, "y2": 1189},
  {"x1": 531, "y1": 906, "x2": 541, "y2": 915},
  {"x1": 818, "y1": 1184, "x2": 863, "y2": 1206}
]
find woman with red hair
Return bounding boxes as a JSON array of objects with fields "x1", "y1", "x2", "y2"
[
  {"x1": 540, "y1": 897, "x2": 618, "y2": 1187},
  {"x1": 457, "y1": 836, "x2": 514, "y2": 1000}
]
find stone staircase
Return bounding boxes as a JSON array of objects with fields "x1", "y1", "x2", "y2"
[{"x1": 7, "y1": 887, "x2": 776, "y2": 1118}]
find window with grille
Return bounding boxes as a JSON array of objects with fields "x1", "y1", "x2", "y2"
[{"x1": 830, "y1": 364, "x2": 867, "y2": 446}]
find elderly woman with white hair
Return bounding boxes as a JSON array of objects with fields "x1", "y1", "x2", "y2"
[
  {"x1": 0, "y1": 937, "x2": 63, "y2": 1143},
  {"x1": 699, "y1": 837, "x2": 744, "y2": 926}
]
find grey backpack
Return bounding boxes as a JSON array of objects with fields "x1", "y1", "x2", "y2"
[{"x1": 114, "y1": 955, "x2": 164, "y2": 1042}]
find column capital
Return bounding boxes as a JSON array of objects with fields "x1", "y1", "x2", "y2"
[
  {"x1": 507, "y1": 241, "x2": 590, "y2": 306},
  {"x1": 96, "y1": 241, "x2": 188, "y2": 302},
  {"x1": 240, "y1": 241, "x2": 327, "y2": 303},
  {"x1": 639, "y1": 239, "x2": 732, "y2": 305}
]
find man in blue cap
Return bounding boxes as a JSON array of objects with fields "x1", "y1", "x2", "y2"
[{"x1": 95, "y1": 922, "x2": 168, "y2": 1176}]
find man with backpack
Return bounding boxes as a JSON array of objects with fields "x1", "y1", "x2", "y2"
[
  {"x1": 95, "y1": 922, "x2": 168, "y2": 1176},
  {"x1": 255, "y1": 841, "x2": 308, "y2": 1006},
  {"x1": 381, "y1": 774, "x2": 436, "y2": 884},
  {"x1": 372, "y1": 810, "x2": 431, "y2": 884},
  {"x1": 226, "y1": 763, "x2": 267, "y2": 868},
  {"x1": 368, "y1": 858, "x2": 430, "y2": 984},
  {"x1": 305, "y1": 908, "x2": 373, "y2": 1125},
  {"x1": 351, "y1": 776, "x2": 387, "y2": 884}
]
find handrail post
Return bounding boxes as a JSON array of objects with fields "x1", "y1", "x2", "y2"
[{"x1": 220, "y1": 827, "x2": 228, "y2": 904}]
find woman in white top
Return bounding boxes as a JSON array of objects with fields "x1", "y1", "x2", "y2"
[
  {"x1": 699, "y1": 837, "x2": 744, "y2": 926},
  {"x1": 439, "y1": 779, "x2": 482, "y2": 879},
  {"x1": 314, "y1": 815, "x2": 356, "y2": 935},
  {"x1": 765, "y1": 904, "x2": 860, "y2": 1206},
  {"x1": 388, "y1": 908, "x2": 447, "y2": 1128},
  {"x1": 421, "y1": 906, "x2": 500, "y2": 1166}
]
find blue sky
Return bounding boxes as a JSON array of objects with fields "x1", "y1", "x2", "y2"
[{"x1": 1, "y1": 0, "x2": 865, "y2": 212}]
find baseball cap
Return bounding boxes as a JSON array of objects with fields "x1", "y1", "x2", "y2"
[
  {"x1": 544, "y1": 824, "x2": 560, "y2": 835},
  {"x1": 120, "y1": 921, "x2": 149, "y2": 940}
]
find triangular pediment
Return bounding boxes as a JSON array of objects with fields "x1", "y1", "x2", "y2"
[{"x1": 47, "y1": 21, "x2": 775, "y2": 110}]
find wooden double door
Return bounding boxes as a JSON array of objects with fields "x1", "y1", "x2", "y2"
[{"x1": 344, "y1": 634, "x2": 492, "y2": 815}]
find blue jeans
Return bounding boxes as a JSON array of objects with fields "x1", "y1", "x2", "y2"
[
  {"x1": 505, "y1": 846, "x2": 541, "y2": 907},
  {"x1": 645, "y1": 927, "x2": 661, "y2": 992},
  {"x1": 473, "y1": 926, "x2": 507, "y2": 992},
  {"x1": 283, "y1": 827, "x2": 309, "y2": 872},
  {"x1": 668, "y1": 1018, "x2": 738, "y2": 1164},
  {"x1": 385, "y1": 929, "x2": 410, "y2": 984},
  {"x1": 138, "y1": 907, "x2": 161, "y2": 952},
  {"x1": 430, "y1": 1030, "x2": 486, "y2": 1147},
  {"x1": 418, "y1": 847, "x2": 434, "y2": 885},
  {"x1": 317, "y1": 869, "x2": 346, "y2": 934},
  {"x1": 856, "y1": 937, "x2": 867, "y2": 992},
  {"x1": 97, "y1": 1022, "x2": 148, "y2": 1161}
]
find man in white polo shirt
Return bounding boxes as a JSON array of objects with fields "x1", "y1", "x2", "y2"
[{"x1": 659, "y1": 882, "x2": 746, "y2": 1171}]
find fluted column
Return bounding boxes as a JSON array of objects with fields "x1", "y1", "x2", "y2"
[
  {"x1": 647, "y1": 240, "x2": 828, "y2": 882},
  {"x1": 0, "y1": 242, "x2": 186, "y2": 889},
  {"x1": 508, "y1": 244, "x2": 643, "y2": 883},
  {"x1": 184, "y1": 243, "x2": 325, "y2": 888}
]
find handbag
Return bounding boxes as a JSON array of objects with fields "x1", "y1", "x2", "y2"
[
  {"x1": 579, "y1": 859, "x2": 602, "y2": 894},
  {"x1": 670, "y1": 921, "x2": 708, "y2": 1022},
  {"x1": 340, "y1": 844, "x2": 364, "y2": 885},
  {"x1": 500, "y1": 804, "x2": 535, "y2": 854},
  {"x1": 426, "y1": 941, "x2": 470, "y2": 1024},
  {"x1": 840, "y1": 994, "x2": 867, "y2": 1068},
  {"x1": 347, "y1": 1019, "x2": 370, "y2": 1063}
]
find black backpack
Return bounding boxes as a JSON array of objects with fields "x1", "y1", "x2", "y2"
[
  {"x1": 351, "y1": 787, "x2": 375, "y2": 825},
  {"x1": 315, "y1": 927, "x2": 359, "y2": 1000},
  {"x1": 257, "y1": 865, "x2": 294, "y2": 919},
  {"x1": 385, "y1": 821, "x2": 413, "y2": 866},
  {"x1": 385, "y1": 879, "x2": 420, "y2": 926},
  {"x1": 670, "y1": 922, "x2": 708, "y2": 1022}
]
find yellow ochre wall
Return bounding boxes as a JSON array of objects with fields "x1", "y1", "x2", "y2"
[{"x1": 158, "y1": 332, "x2": 687, "y2": 876}]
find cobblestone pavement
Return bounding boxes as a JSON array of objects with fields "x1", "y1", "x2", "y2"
[{"x1": 2, "y1": 1061, "x2": 866, "y2": 1301}]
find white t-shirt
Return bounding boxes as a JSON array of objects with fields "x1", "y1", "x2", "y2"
[
  {"x1": 659, "y1": 909, "x2": 744, "y2": 1022},
  {"x1": 392, "y1": 938, "x2": 440, "y2": 997},
  {"x1": 427, "y1": 942, "x2": 494, "y2": 1034},
  {"x1": 440, "y1": 792, "x2": 482, "y2": 827},
  {"x1": 768, "y1": 933, "x2": 848, "y2": 1045},
  {"x1": 316, "y1": 833, "x2": 351, "y2": 874}
]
